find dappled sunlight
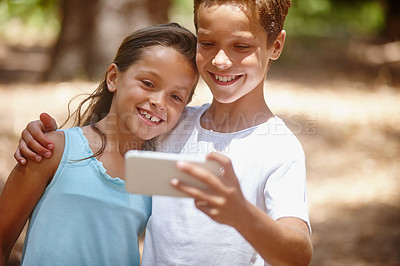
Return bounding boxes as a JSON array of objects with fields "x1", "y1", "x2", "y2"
[{"x1": 348, "y1": 40, "x2": 400, "y2": 65}]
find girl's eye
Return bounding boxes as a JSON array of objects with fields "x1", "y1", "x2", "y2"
[
  {"x1": 171, "y1": 94, "x2": 183, "y2": 102},
  {"x1": 141, "y1": 80, "x2": 154, "y2": 88}
]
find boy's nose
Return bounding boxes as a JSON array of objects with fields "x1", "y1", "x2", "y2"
[{"x1": 212, "y1": 50, "x2": 232, "y2": 68}]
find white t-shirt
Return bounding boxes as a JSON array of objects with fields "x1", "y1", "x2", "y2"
[{"x1": 142, "y1": 104, "x2": 310, "y2": 266}]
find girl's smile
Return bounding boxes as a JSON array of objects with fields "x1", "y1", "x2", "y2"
[{"x1": 137, "y1": 108, "x2": 165, "y2": 125}]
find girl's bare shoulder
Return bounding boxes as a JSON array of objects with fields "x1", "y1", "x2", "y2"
[
  {"x1": 45, "y1": 130, "x2": 65, "y2": 146},
  {"x1": 43, "y1": 130, "x2": 65, "y2": 170}
]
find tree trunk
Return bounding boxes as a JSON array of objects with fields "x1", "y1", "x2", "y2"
[
  {"x1": 383, "y1": 0, "x2": 400, "y2": 41},
  {"x1": 46, "y1": 0, "x2": 171, "y2": 81}
]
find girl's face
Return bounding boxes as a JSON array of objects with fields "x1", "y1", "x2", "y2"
[
  {"x1": 195, "y1": 3, "x2": 285, "y2": 104},
  {"x1": 108, "y1": 46, "x2": 198, "y2": 140}
]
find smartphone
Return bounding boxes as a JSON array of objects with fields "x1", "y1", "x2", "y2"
[{"x1": 124, "y1": 150, "x2": 221, "y2": 197}]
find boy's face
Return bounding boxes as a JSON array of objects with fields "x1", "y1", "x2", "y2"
[{"x1": 195, "y1": 3, "x2": 282, "y2": 103}]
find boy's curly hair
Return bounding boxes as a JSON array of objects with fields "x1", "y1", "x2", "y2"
[{"x1": 193, "y1": 0, "x2": 291, "y2": 47}]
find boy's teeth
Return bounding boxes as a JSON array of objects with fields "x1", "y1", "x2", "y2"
[
  {"x1": 139, "y1": 109, "x2": 161, "y2": 123},
  {"x1": 215, "y1": 74, "x2": 236, "y2": 82}
]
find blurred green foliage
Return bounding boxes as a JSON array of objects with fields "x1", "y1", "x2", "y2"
[
  {"x1": 0, "y1": 0, "x2": 386, "y2": 42},
  {"x1": 170, "y1": 0, "x2": 385, "y2": 38},
  {"x1": 285, "y1": 0, "x2": 385, "y2": 37},
  {"x1": 1, "y1": 0, "x2": 59, "y2": 23},
  {"x1": 0, "y1": 0, "x2": 60, "y2": 42},
  {"x1": 171, "y1": 0, "x2": 193, "y2": 15},
  {"x1": 169, "y1": 0, "x2": 195, "y2": 31}
]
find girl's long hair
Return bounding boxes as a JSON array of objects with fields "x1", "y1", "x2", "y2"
[{"x1": 61, "y1": 23, "x2": 198, "y2": 158}]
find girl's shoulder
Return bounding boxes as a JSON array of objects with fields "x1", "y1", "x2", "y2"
[
  {"x1": 44, "y1": 130, "x2": 65, "y2": 170},
  {"x1": 45, "y1": 129, "x2": 65, "y2": 141},
  {"x1": 45, "y1": 130, "x2": 65, "y2": 151}
]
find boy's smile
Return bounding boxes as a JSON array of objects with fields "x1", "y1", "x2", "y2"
[{"x1": 209, "y1": 72, "x2": 243, "y2": 85}]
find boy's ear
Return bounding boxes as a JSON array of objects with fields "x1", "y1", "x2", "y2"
[
  {"x1": 270, "y1": 30, "x2": 286, "y2": 61},
  {"x1": 107, "y1": 63, "x2": 118, "y2": 92}
]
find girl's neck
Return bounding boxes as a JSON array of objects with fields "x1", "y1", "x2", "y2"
[
  {"x1": 89, "y1": 116, "x2": 146, "y2": 158},
  {"x1": 81, "y1": 116, "x2": 146, "y2": 180}
]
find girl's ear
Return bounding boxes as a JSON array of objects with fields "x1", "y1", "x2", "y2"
[
  {"x1": 270, "y1": 30, "x2": 286, "y2": 61},
  {"x1": 107, "y1": 63, "x2": 118, "y2": 92}
]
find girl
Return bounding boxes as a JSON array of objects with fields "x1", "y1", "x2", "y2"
[{"x1": 0, "y1": 23, "x2": 198, "y2": 266}]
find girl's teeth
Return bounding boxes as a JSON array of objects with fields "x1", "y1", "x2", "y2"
[
  {"x1": 139, "y1": 109, "x2": 161, "y2": 123},
  {"x1": 151, "y1": 117, "x2": 159, "y2": 122}
]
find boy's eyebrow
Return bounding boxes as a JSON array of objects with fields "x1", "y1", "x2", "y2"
[
  {"x1": 197, "y1": 29, "x2": 254, "y2": 39},
  {"x1": 232, "y1": 31, "x2": 254, "y2": 39}
]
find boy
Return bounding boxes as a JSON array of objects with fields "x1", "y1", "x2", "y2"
[{"x1": 15, "y1": 0, "x2": 313, "y2": 265}]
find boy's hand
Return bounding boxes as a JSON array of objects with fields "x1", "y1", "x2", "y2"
[
  {"x1": 171, "y1": 152, "x2": 250, "y2": 228},
  {"x1": 14, "y1": 113, "x2": 58, "y2": 165}
]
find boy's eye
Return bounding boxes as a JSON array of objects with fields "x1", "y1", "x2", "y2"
[
  {"x1": 234, "y1": 44, "x2": 251, "y2": 50},
  {"x1": 199, "y1": 42, "x2": 214, "y2": 48},
  {"x1": 141, "y1": 80, "x2": 154, "y2": 88}
]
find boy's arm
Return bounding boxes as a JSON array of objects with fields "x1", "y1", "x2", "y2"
[
  {"x1": 234, "y1": 205, "x2": 312, "y2": 266},
  {"x1": 0, "y1": 131, "x2": 63, "y2": 265},
  {"x1": 14, "y1": 113, "x2": 58, "y2": 165},
  {"x1": 172, "y1": 152, "x2": 313, "y2": 266}
]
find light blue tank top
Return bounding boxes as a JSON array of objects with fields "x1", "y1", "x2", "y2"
[{"x1": 21, "y1": 127, "x2": 152, "y2": 266}]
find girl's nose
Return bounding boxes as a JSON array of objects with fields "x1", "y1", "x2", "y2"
[
  {"x1": 212, "y1": 49, "x2": 232, "y2": 68},
  {"x1": 150, "y1": 92, "x2": 166, "y2": 110}
]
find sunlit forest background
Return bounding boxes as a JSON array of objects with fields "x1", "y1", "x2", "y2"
[{"x1": 0, "y1": 0, "x2": 399, "y2": 265}]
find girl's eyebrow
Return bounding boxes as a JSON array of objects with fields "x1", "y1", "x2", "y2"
[
  {"x1": 137, "y1": 70, "x2": 161, "y2": 79},
  {"x1": 137, "y1": 70, "x2": 190, "y2": 91},
  {"x1": 176, "y1": 86, "x2": 190, "y2": 91}
]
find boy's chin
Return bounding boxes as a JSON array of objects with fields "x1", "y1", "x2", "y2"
[{"x1": 211, "y1": 91, "x2": 241, "y2": 104}]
